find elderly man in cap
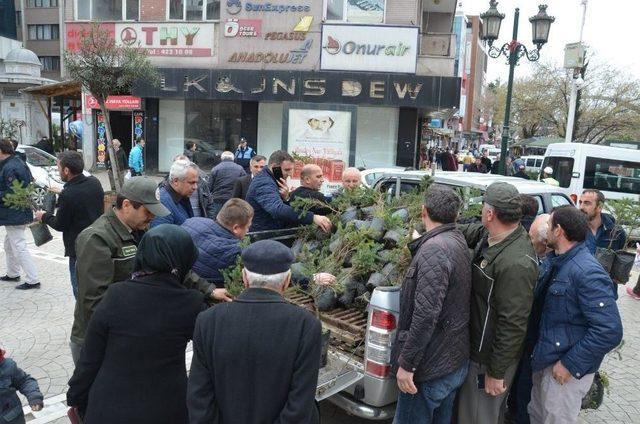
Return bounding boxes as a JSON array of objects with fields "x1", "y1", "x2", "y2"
[
  {"x1": 188, "y1": 240, "x2": 321, "y2": 424},
  {"x1": 70, "y1": 177, "x2": 170, "y2": 365},
  {"x1": 456, "y1": 182, "x2": 538, "y2": 424}
]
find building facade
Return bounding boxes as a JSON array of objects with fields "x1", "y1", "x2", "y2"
[
  {"x1": 14, "y1": 0, "x2": 63, "y2": 81},
  {"x1": 63, "y1": 0, "x2": 461, "y2": 176},
  {"x1": 461, "y1": 14, "x2": 488, "y2": 143}
]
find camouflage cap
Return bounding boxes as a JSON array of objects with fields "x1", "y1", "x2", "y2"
[
  {"x1": 484, "y1": 182, "x2": 521, "y2": 212},
  {"x1": 119, "y1": 177, "x2": 170, "y2": 217}
]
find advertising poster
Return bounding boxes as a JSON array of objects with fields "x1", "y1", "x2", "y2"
[
  {"x1": 96, "y1": 111, "x2": 107, "y2": 168},
  {"x1": 287, "y1": 108, "x2": 352, "y2": 193}
]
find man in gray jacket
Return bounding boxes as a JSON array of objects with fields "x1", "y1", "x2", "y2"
[
  {"x1": 391, "y1": 185, "x2": 472, "y2": 423},
  {"x1": 209, "y1": 151, "x2": 246, "y2": 216}
]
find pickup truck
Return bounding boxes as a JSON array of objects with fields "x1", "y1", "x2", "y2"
[{"x1": 253, "y1": 171, "x2": 574, "y2": 421}]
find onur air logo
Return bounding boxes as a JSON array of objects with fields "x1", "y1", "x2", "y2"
[{"x1": 323, "y1": 36, "x2": 411, "y2": 57}]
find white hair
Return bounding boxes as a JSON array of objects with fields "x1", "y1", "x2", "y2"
[
  {"x1": 243, "y1": 269, "x2": 291, "y2": 289},
  {"x1": 221, "y1": 151, "x2": 234, "y2": 161},
  {"x1": 342, "y1": 167, "x2": 361, "y2": 179},
  {"x1": 169, "y1": 159, "x2": 199, "y2": 181}
]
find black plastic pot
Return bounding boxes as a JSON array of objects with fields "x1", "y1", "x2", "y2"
[
  {"x1": 391, "y1": 208, "x2": 409, "y2": 223},
  {"x1": 368, "y1": 218, "x2": 386, "y2": 241},
  {"x1": 595, "y1": 248, "x2": 615, "y2": 273},
  {"x1": 329, "y1": 237, "x2": 343, "y2": 253},
  {"x1": 340, "y1": 207, "x2": 359, "y2": 225},
  {"x1": 316, "y1": 287, "x2": 338, "y2": 311},
  {"x1": 290, "y1": 239, "x2": 304, "y2": 259},
  {"x1": 290, "y1": 262, "x2": 310, "y2": 288},
  {"x1": 360, "y1": 206, "x2": 376, "y2": 219},
  {"x1": 320, "y1": 328, "x2": 331, "y2": 368},
  {"x1": 383, "y1": 229, "x2": 403, "y2": 248},
  {"x1": 28, "y1": 221, "x2": 52, "y2": 247},
  {"x1": 581, "y1": 372, "x2": 604, "y2": 410},
  {"x1": 611, "y1": 251, "x2": 635, "y2": 284}
]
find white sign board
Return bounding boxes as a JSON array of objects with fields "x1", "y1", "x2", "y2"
[
  {"x1": 321, "y1": 24, "x2": 418, "y2": 73},
  {"x1": 114, "y1": 23, "x2": 215, "y2": 57}
]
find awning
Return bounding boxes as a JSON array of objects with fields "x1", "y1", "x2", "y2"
[{"x1": 21, "y1": 80, "x2": 81, "y2": 97}]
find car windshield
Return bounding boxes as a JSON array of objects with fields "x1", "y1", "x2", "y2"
[{"x1": 21, "y1": 147, "x2": 57, "y2": 167}]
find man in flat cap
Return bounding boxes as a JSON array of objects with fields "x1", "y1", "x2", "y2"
[
  {"x1": 456, "y1": 182, "x2": 538, "y2": 424},
  {"x1": 188, "y1": 240, "x2": 322, "y2": 424}
]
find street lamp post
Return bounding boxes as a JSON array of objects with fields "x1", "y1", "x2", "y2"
[{"x1": 480, "y1": 1, "x2": 555, "y2": 175}]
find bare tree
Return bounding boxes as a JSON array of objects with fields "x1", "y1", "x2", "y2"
[{"x1": 63, "y1": 24, "x2": 159, "y2": 190}]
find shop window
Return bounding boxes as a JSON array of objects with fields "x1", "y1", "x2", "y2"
[
  {"x1": 75, "y1": 0, "x2": 139, "y2": 21},
  {"x1": 168, "y1": 0, "x2": 219, "y2": 20},
  {"x1": 355, "y1": 106, "x2": 398, "y2": 168},
  {"x1": 15, "y1": 11, "x2": 21, "y2": 26},
  {"x1": 39, "y1": 56, "x2": 60, "y2": 71},
  {"x1": 28, "y1": 24, "x2": 59, "y2": 40},
  {"x1": 28, "y1": 0, "x2": 59, "y2": 7},
  {"x1": 325, "y1": 0, "x2": 385, "y2": 23}
]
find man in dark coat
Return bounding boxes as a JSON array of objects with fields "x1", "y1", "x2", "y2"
[
  {"x1": 245, "y1": 150, "x2": 331, "y2": 233},
  {"x1": 182, "y1": 198, "x2": 253, "y2": 288},
  {"x1": 289, "y1": 164, "x2": 332, "y2": 215},
  {"x1": 392, "y1": 185, "x2": 471, "y2": 423},
  {"x1": 0, "y1": 138, "x2": 40, "y2": 290},
  {"x1": 187, "y1": 240, "x2": 322, "y2": 424},
  {"x1": 151, "y1": 160, "x2": 199, "y2": 227},
  {"x1": 467, "y1": 156, "x2": 487, "y2": 173},
  {"x1": 513, "y1": 164, "x2": 530, "y2": 179},
  {"x1": 233, "y1": 155, "x2": 266, "y2": 200},
  {"x1": 35, "y1": 151, "x2": 104, "y2": 299},
  {"x1": 210, "y1": 151, "x2": 246, "y2": 216}
]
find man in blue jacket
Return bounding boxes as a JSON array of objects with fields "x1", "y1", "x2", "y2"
[
  {"x1": 182, "y1": 198, "x2": 252, "y2": 291},
  {"x1": 528, "y1": 206, "x2": 623, "y2": 423},
  {"x1": 128, "y1": 139, "x2": 145, "y2": 176},
  {"x1": 245, "y1": 150, "x2": 331, "y2": 233},
  {"x1": 151, "y1": 160, "x2": 199, "y2": 227},
  {"x1": 579, "y1": 189, "x2": 626, "y2": 254},
  {"x1": 0, "y1": 139, "x2": 40, "y2": 290},
  {"x1": 234, "y1": 137, "x2": 256, "y2": 172}
]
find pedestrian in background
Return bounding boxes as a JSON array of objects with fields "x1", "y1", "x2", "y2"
[
  {"x1": 188, "y1": 240, "x2": 322, "y2": 424},
  {"x1": 67, "y1": 225, "x2": 206, "y2": 424},
  {"x1": 234, "y1": 137, "x2": 256, "y2": 172},
  {"x1": 106, "y1": 139, "x2": 127, "y2": 174},
  {"x1": 184, "y1": 140, "x2": 197, "y2": 162},
  {"x1": 578, "y1": 189, "x2": 626, "y2": 255},
  {"x1": 151, "y1": 160, "x2": 200, "y2": 227},
  {"x1": 233, "y1": 155, "x2": 266, "y2": 200},
  {"x1": 0, "y1": 138, "x2": 40, "y2": 290},
  {"x1": 209, "y1": 151, "x2": 246, "y2": 216},
  {"x1": 34, "y1": 151, "x2": 104, "y2": 299},
  {"x1": 392, "y1": 185, "x2": 471, "y2": 424},
  {"x1": 128, "y1": 139, "x2": 145, "y2": 176},
  {"x1": 182, "y1": 198, "x2": 252, "y2": 291},
  {"x1": 457, "y1": 182, "x2": 538, "y2": 424},
  {"x1": 528, "y1": 206, "x2": 623, "y2": 423},
  {"x1": 0, "y1": 348, "x2": 44, "y2": 424},
  {"x1": 70, "y1": 177, "x2": 170, "y2": 365},
  {"x1": 520, "y1": 194, "x2": 539, "y2": 232}
]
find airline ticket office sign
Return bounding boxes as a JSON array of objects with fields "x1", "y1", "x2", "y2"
[{"x1": 320, "y1": 24, "x2": 418, "y2": 74}]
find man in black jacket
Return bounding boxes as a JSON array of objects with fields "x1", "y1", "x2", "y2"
[
  {"x1": 289, "y1": 164, "x2": 332, "y2": 215},
  {"x1": 232, "y1": 154, "x2": 266, "y2": 200},
  {"x1": 391, "y1": 185, "x2": 472, "y2": 423},
  {"x1": 188, "y1": 240, "x2": 322, "y2": 424},
  {"x1": 35, "y1": 151, "x2": 104, "y2": 298}
]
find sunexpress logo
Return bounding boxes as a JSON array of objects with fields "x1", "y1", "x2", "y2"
[{"x1": 245, "y1": 2, "x2": 311, "y2": 13}]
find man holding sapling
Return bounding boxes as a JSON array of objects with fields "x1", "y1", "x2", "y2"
[
  {"x1": 289, "y1": 164, "x2": 332, "y2": 215},
  {"x1": 188, "y1": 240, "x2": 322, "y2": 424},
  {"x1": 578, "y1": 189, "x2": 626, "y2": 255},
  {"x1": 391, "y1": 185, "x2": 472, "y2": 423},
  {"x1": 246, "y1": 150, "x2": 331, "y2": 233}
]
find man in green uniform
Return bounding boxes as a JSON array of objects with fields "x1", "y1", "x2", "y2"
[
  {"x1": 456, "y1": 182, "x2": 539, "y2": 423},
  {"x1": 69, "y1": 177, "x2": 170, "y2": 365}
]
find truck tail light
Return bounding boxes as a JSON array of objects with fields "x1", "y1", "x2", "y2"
[{"x1": 365, "y1": 308, "x2": 397, "y2": 379}]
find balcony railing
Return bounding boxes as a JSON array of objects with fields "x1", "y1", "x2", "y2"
[{"x1": 420, "y1": 33, "x2": 455, "y2": 57}]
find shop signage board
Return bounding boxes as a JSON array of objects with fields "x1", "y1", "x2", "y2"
[
  {"x1": 224, "y1": 19, "x2": 262, "y2": 37},
  {"x1": 84, "y1": 94, "x2": 142, "y2": 111},
  {"x1": 320, "y1": 24, "x2": 418, "y2": 74},
  {"x1": 96, "y1": 111, "x2": 107, "y2": 168},
  {"x1": 132, "y1": 111, "x2": 144, "y2": 141},
  {"x1": 65, "y1": 22, "x2": 215, "y2": 57},
  {"x1": 135, "y1": 68, "x2": 460, "y2": 109}
]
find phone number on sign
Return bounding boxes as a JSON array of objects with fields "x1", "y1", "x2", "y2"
[{"x1": 146, "y1": 48, "x2": 211, "y2": 57}]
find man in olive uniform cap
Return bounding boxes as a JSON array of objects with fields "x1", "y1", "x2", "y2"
[
  {"x1": 188, "y1": 240, "x2": 322, "y2": 424},
  {"x1": 70, "y1": 177, "x2": 170, "y2": 365},
  {"x1": 456, "y1": 182, "x2": 538, "y2": 424}
]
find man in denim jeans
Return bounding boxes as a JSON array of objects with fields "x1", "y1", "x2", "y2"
[{"x1": 391, "y1": 185, "x2": 472, "y2": 423}]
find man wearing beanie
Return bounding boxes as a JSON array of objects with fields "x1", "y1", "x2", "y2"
[
  {"x1": 456, "y1": 182, "x2": 538, "y2": 423},
  {"x1": 188, "y1": 240, "x2": 322, "y2": 424}
]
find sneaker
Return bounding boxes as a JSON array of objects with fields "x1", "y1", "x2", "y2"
[
  {"x1": 15, "y1": 282, "x2": 40, "y2": 290},
  {"x1": 0, "y1": 275, "x2": 20, "y2": 282},
  {"x1": 627, "y1": 286, "x2": 640, "y2": 300}
]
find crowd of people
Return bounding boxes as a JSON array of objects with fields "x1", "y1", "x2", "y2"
[{"x1": 0, "y1": 135, "x2": 632, "y2": 424}]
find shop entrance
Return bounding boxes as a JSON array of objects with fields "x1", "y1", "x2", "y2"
[{"x1": 109, "y1": 111, "x2": 133, "y2": 157}]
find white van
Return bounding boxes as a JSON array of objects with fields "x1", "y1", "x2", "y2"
[
  {"x1": 540, "y1": 143, "x2": 640, "y2": 202},
  {"x1": 521, "y1": 155, "x2": 544, "y2": 173}
]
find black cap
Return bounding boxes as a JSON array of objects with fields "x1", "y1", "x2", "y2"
[{"x1": 242, "y1": 240, "x2": 294, "y2": 275}]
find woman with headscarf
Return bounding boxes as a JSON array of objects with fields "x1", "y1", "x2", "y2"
[{"x1": 66, "y1": 225, "x2": 205, "y2": 424}]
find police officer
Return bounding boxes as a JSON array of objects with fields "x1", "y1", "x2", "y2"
[{"x1": 70, "y1": 177, "x2": 169, "y2": 365}]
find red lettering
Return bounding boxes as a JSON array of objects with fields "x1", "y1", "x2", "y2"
[{"x1": 141, "y1": 27, "x2": 157, "y2": 45}]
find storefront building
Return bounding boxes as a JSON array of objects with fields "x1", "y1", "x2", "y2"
[{"x1": 63, "y1": 0, "x2": 461, "y2": 173}]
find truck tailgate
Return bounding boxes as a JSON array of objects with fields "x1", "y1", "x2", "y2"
[{"x1": 316, "y1": 348, "x2": 364, "y2": 402}]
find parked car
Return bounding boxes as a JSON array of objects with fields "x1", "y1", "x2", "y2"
[
  {"x1": 360, "y1": 167, "x2": 418, "y2": 188},
  {"x1": 16, "y1": 145, "x2": 91, "y2": 208}
]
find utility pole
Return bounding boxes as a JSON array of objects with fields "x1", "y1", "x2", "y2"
[{"x1": 565, "y1": 0, "x2": 588, "y2": 143}]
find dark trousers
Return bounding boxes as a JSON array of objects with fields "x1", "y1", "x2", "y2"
[
  {"x1": 395, "y1": 362, "x2": 468, "y2": 424},
  {"x1": 69, "y1": 257, "x2": 78, "y2": 299},
  {"x1": 131, "y1": 170, "x2": 142, "y2": 176}
]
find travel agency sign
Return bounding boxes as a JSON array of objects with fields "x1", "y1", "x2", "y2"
[{"x1": 321, "y1": 24, "x2": 418, "y2": 74}]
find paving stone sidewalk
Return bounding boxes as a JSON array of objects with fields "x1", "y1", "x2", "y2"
[{"x1": 1, "y1": 218, "x2": 639, "y2": 423}]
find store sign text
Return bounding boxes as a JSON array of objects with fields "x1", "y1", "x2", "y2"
[
  {"x1": 84, "y1": 94, "x2": 142, "y2": 110},
  {"x1": 228, "y1": 39, "x2": 312, "y2": 64},
  {"x1": 245, "y1": 2, "x2": 311, "y2": 13},
  {"x1": 323, "y1": 36, "x2": 410, "y2": 57},
  {"x1": 224, "y1": 19, "x2": 261, "y2": 37}
]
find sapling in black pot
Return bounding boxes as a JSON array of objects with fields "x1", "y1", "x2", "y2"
[
  {"x1": 3, "y1": 180, "x2": 52, "y2": 246},
  {"x1": 605, "y1": 199, "x2": 640, "y2": 283}
]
